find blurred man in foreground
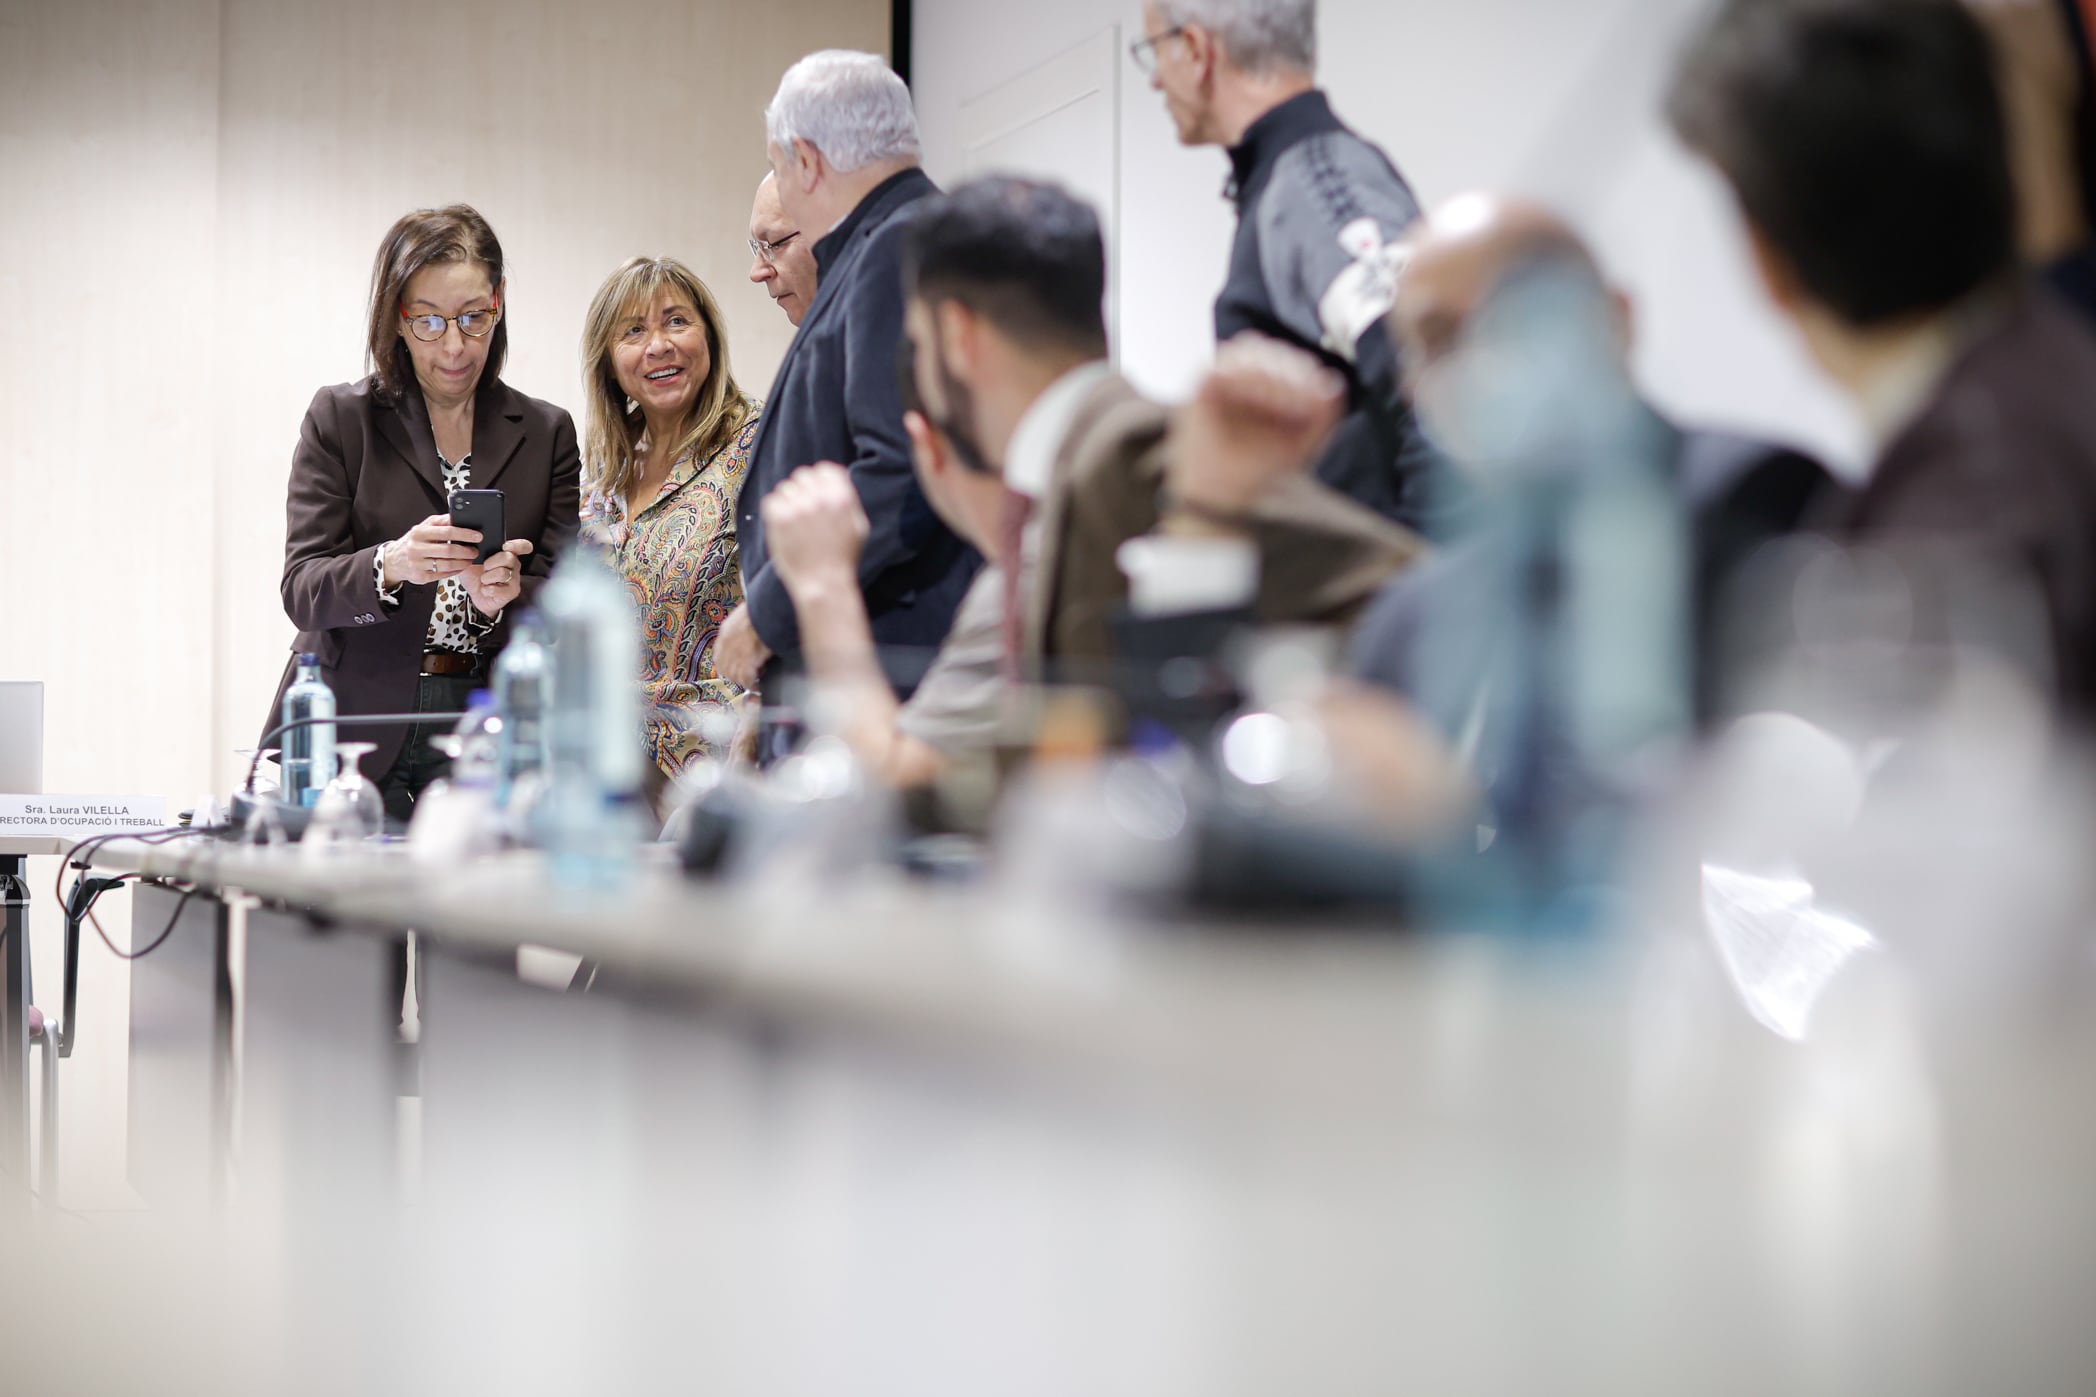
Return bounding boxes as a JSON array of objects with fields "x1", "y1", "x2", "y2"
[
  {"x1": 1352, "y1": 194, "x2": 1831, "y2": 730},
  {"x1": 1671, "y1": 0, "x2": 2096, "y2": 726},
  {"x1": 761, "y1": 176, "x2": 1419, "y2": 787}
]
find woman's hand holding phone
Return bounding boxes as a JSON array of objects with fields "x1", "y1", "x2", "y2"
[
  {"x1": 382, "y1": 514, "x2": 482, "y2": 587},
  {"x1": 463, "y1": 539, "x2": 535, "y2": 617}
]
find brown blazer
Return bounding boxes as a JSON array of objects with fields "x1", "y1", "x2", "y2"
[
  {"x1": 1024, "y1": 371, "x2": 1426, "y2": 668},
  {"x1": 1837, "y1": 284, "x2": 2096, "y2": 726},
  {"x1": 264, "y1": 374, "x2": 582, "y2": 778}
]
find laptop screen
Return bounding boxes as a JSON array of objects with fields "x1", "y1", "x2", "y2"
[{"x1": 0, "y1": 681, "x2": 45, "y2": 794}]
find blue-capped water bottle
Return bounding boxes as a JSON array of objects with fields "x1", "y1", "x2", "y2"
[{"x1": 280, "y1": 653, "x2": 337, "y2": 808}]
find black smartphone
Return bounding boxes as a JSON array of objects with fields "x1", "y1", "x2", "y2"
[{"x1": 447, "y1": 488, "x2": 506, "y2": 563}]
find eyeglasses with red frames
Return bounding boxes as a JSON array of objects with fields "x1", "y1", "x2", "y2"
[{"x1": 401, "y1": 302, "x2": 502, "y2": 342}]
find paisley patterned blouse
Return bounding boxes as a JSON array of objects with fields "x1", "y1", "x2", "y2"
[{"x1": 582, "y1": 404, "x2": 761, "y2": 779}]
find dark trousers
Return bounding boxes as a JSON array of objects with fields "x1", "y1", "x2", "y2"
[
  {"x1": 374, "y1": 669, "x2": 478, "y2": 1086},
  {"x1": 754, "y1": 655, "x2": 806, "y2": 769},
  {"x1": 375, "y1": 670, "x2": 483, "y2": 826}
]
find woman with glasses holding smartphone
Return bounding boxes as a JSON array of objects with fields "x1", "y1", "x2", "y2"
[{"x1": 268, "y1": 204, "x2": 582, "y2": 824}]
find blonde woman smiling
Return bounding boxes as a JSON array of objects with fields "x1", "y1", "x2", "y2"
[{"x1": 579, "y1": 257, "x2": 761, "y2": 790}]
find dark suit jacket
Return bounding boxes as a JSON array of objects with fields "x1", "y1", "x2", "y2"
[
  {"x1": 1350, "y1": 410, "x2": 1830, "y2": 731},
  {"x1": 1029, "y1": 372, "x2": 1426, "y2": 675},
  {"x1": 2046, "y1": 246, "x2": 2096, "y2": 329},
  {"x1": 1836, "y1": 284, "x2": 2096, "y2": 725},
  {"x1": 264, "y1": 374, "x2": 582, "y2": 778},
  {"x1": 1678, "y1": 427, "x2": 1835, "y2": 714},
  {"x1": 737, "y1": 166, "x2": 980, "y2": 683}
]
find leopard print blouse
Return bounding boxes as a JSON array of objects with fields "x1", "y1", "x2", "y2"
[{"x1": 373, "y1": 452, "x2": 498, "y2": 653}]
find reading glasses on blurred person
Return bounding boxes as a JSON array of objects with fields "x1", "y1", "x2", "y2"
[
  {"x1": 400, "y1": 305, "x2": 501, "y2": 342},
  {"x1": 1129, "y1": 25, "x2": 1186, "y2": 74},
  {"x1": 747, "y1": 231, "x2": 801, "y2": 265}
]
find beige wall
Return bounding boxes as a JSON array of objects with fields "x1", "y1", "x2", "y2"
[{"x1": 0, "y1": 0, "x2": 887, "y2": 806}]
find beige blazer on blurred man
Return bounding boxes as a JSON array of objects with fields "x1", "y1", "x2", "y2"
[{"x1": 1028, "y1": 371, "x2": 1424, "y2": 670}]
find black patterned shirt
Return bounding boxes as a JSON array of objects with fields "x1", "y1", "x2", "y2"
[{"x1": 373, "y1": 451, "x2": 499, "y2": 652}]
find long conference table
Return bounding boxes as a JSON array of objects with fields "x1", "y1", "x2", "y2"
[{"x1": 3, "y1": 831, "x2": 2093, "y2": 1394}]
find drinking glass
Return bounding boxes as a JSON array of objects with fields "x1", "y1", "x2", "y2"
[
  {"x1": 247, "y1": 747, "x2": 283, "y2": 796},
  {"x1": 303, "y1": 742, "x2": 385, "y2": 860},
  {"x1": 245, "y1": 795, "x2": 291, "y2": 849}
]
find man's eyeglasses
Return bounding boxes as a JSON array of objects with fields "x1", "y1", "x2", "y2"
[
  {"x1": 1128, "y1": 25, "x2": 1187, "y2": 75},
  {"x1": 748, "y1": 231, "x2": 802, "y2": 265},
  {"x1": 401, "y1": 305, "x2": 500, "y2": 342}
]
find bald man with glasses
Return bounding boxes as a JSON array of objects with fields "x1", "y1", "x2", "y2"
[{"x1": 747, "y1": 172, "x2": 820, "y2": 327}]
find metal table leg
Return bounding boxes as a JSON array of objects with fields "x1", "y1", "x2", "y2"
[
  {"x1": 31, "y1": 1013, "x2": 56, "y2": 1198},
  {"x1": 2, "y1": 854, "x2": 29, "y2": 1201}
]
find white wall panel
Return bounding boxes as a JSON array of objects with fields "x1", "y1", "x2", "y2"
[
  {"x1": 913, "y1": 0, "x2": 1865, "y2": 464},
  {"x1": 960, "y1": 28, "x2": 1123, "y2": 351}
]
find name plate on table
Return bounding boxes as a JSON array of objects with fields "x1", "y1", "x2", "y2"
[{"x1": 0, "y1": 793, "x2": 168, "y2": 839}]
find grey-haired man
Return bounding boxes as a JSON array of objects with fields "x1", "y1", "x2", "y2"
[
  {"x1": 1135, "y1": 0, "x2": 1437, "y2": 528},
  {"x1": 718, "y1": 50, "x2": 979, "y2": 715}
]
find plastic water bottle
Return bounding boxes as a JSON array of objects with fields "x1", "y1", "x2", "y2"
[
  {"x1": 281, "y1": 653, "x2": 337, "y2": 808},
  {"x1": 451, "y1": 689, "x2": 502, "y2": 789},
  {"x1": 490, "y1": 611, "x2": 552, "y2": 809},
  {"x1": 537, "y1": 545, "x2": 644, "y2": 885},
  {"x1": 1408, "y1": 254, "x2": 1690, "y2": 932}
]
